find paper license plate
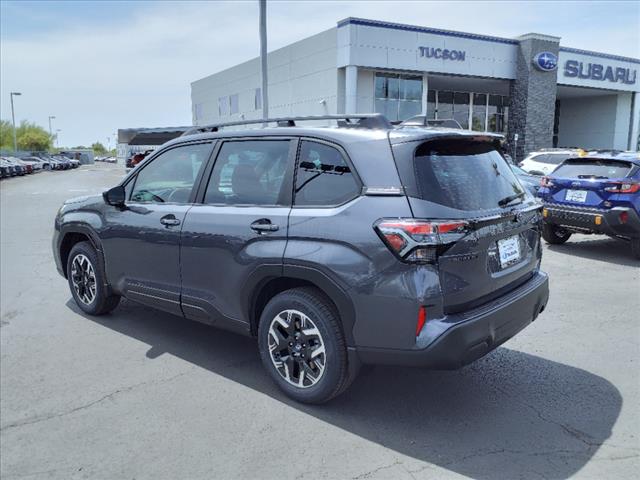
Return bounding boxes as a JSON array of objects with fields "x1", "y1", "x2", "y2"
[
  {"x1": 565, "y1": 189, "x2": 588, "y2": 202},
  {"x1": 497, "y1": 235, "x2": 521, "y2": 267}
]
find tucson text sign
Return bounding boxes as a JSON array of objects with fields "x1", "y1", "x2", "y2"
[{"x1": 419, "y1": 47, "x2": 466, "y2": 61}]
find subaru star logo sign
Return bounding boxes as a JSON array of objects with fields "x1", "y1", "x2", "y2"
[{"x1": 533, "y1": 52, "x2": 558, "y2": 72}]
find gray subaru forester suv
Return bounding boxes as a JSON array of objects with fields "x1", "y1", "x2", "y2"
[{"x1": 53, "y1": 114, "x2": 549, "y2": 404}]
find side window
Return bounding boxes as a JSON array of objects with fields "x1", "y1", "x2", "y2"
[
  {"x1": 294, "y1": 141, "x2": 359, "y2": 207},
  {"x1": 204, "y1": 140, "x2": 291, "y2": 205},
  {"x1": 130, "y1": 143, "x2": 211, "y2": 203}
]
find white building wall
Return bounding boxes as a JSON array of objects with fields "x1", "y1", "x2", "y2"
[
  {"x1": 557, "y1": 93, "x2": 633, "y2": 149},
  {"x1": 190, "y1": 28, "x2": 338, "y2": 125},
  {"x1": 337, "y1": 22, "x2": 519, "y2": 79},
  {"x1": 356, "y1": 69, "x2": 375, "y2": 112}
]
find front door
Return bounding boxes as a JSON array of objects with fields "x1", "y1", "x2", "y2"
[
  {"x1": 101, "y1": 142, "x2": 213, "y2": 315},
  {"x1": 180, "y1": 138, "x2": 295, "y2": 331}
]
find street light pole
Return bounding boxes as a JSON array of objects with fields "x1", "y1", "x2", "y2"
[
  {"x1": 259, "y1": 0, "x2": 269, "y2": 123},
  {"x1": 56, "y1": 129, "x2": 61, "y2": 148},
  {"x1": 48, "y1": 115, "x2": 56, "y2": 137},
  {"x1": 10, "y1": 92, "x2": 22, "y2": 152}
]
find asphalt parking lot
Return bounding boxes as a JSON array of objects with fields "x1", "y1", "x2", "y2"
[{"x1": 1, "y1": 163, "x2": 639, "y2": 480}]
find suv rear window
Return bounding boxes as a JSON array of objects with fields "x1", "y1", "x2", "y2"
[
  {"x1": 530, "y1": 153, "x2": 573, "y2": 165},
  {"x1": 552, "y1": 159, "x2": 633, "y2": 179},
  {"x1": 413, "y1": 140, "x2": 524, "y2": 211}
]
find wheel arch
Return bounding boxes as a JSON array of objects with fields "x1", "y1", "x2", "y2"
[
  {"x1": 58, "y1": 224, "x2": 103, "y2": 279},
  {"x1": 247, "y1": 265, "x2": 357, "y2": 346}
]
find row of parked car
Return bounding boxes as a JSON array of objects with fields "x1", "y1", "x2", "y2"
[
  {"x1": 95, "y1": 156, "x2": 117, "y2": 163},
  {"x1": 0, "y1": 153, "x2": 80, "y2": 178}
]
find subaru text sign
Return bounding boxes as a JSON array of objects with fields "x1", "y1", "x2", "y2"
[
  {"x1": 564, "y1": 60, "x2": 637, "y2": 85},
  {"x1": 419, "y1": 46, "x2": 466, "y2": 61},
  {"x1": 533, "y1": 52, "x2": 558, "y2": 72}
]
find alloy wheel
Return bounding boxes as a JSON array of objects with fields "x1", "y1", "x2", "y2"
[
  {"x1": 268, "y1": 309, "x2": 326, "y2": 388},
  {"x1": 70, "y1": 254, "x2": 97, "y2": 305}
]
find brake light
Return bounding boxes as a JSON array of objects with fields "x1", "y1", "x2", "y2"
[
  {"x1": 540, "y1": 176, "x2": 554, "y2": 188},
  {"x1": 416, "y1": 306, "x2": 427, "y2": 336},
  {"x1": 604, "y1": 182, "x2": 640, "y2": 194},
  {"x1": 619, "y1": 211, "x2": 629, "y2": 224},
  {"x1": 374, "y1": 219, "x2": 469, "y2": 263}
]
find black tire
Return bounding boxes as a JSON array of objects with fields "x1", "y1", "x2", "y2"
[
  {"x1": 631, "y1": 239, "x2": 640, "y2": 260},
  {"x1": 67, "y1": 241, "x2": 120, "y2": 315},
  {"x1": 258, "y1": 287, "x2": 354, "y2": 404},
  {"x1": 542, "y1": 224, "x2": 572, "y2": 244}
]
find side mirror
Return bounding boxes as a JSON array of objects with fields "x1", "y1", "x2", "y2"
[{"x1": 103, "y1": 185, "x2": 126, "y2": 207}]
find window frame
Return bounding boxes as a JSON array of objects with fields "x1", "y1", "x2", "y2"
[
  {"x1": 121, "y1": 140, "x2": 216, "y2": 205},
  {"x1": 292, "y1": 137, "x2": 363, "y2": 209},
  {"x1": 194, "y1": 136, "x2": 298, "y2": 207}
]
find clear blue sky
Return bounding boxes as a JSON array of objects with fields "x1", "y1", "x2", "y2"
[{"x1": 1, "y1": 0, "x2": 639, "y2": 147}]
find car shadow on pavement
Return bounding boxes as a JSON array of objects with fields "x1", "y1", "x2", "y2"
[
  {"x1": 70, "y1": 299, "x2": 622, "y2": 480},
  {"x1": 547, "y1": 236, "x2": 639, "y2": 267}
]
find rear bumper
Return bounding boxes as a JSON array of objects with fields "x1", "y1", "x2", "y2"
[
  {"x1": 357, "y1": 271, "x2": 549, "y2": 368},
  {"x1": 543, "y1": 203, "x2": 640, "y2": 239}
]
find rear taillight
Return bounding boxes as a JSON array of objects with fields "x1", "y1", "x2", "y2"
[
  {"x1": 416, "y1": 306, "x2": 427, "y2": 336},
  {"x1": 540, "y1": 176, "x2": 554, "y2": 188},
  {"x1": 604, "y1": 182, "x2": 640, "y2": 194},
  {"x1": 619, "y1": 211, "x2": 629, "y2": 224},
  {"x1": 374, "y1": 218, "x2": 468, "y2": 263}
]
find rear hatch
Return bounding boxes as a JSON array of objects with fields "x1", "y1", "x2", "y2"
[
  {"x1": 391, "y1": 137, "x2": 542, "y2": 313},
  {"x1": 544, "y1": 158, "x2": 637, "y2": 208}
]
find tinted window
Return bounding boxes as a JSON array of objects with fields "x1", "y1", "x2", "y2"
[
  {"x1": 531, "y1": 153, "x2": 572, "y2": 165},
  {"x1": 414, "y1": 141, "x2": 524, "y2": 211},
  {"x1": 295, "y1": 141, "x2": 359, "y2": 206},
  {"x1": 552, "y1": 159, "x2": 633, "y2": 179},
  {"x1": 204, "y1": 140, "x2": 291, "y2": 205},
  {"x1": 130, "y1": 143, "x2": 210, "y2": 203}
]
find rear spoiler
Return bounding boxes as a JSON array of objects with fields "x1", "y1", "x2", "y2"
[{"x1": 468, "y1": 203, "x2": 543, "y2": 230}]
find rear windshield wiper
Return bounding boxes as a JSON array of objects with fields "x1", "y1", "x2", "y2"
[{"x1": 498, "y1": 191, "x2": 525, "y2": 207}]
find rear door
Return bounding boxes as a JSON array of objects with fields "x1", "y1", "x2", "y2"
[
  {"x1": 179, "y1": 138, "x2": 296, "y2": 330},
  {"x1": 392, "y1": 138, "x2": 542, "y2": 313}
]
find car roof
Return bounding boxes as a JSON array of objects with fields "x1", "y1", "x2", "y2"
[
  {"x1": 163, "y1": 124, "x2": 504, "y2": 149},
  {"x1": 566, "y1": 151, "x2": 640, "y2": 165},
  {"x1": 529, "y1": 150, "x2": 577, "y2": 156}
]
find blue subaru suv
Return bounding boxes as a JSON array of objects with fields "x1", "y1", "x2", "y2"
[{"x1": 538, "y1": 151, "x2": 640, "y2": 259}]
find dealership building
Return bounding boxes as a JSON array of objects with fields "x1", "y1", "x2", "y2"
[{"x1": 191, "y1": 17, "x2": 640, "y2": 159}]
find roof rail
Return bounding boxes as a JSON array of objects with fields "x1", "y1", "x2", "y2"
[{"x1": 182, "y1": 114, "x2": 392, "y2": 136}]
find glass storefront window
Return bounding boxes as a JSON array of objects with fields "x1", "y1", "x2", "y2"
[
  {"x1": 375, "y1": 73, "x2": 423, "y2": 122},
  {"x1": 453, "y1": 92, "x2": 470, "y2": 129},
  {"x1": 427, "y1": 90, "x2": 436, "y2": 119},
  {"x1": 437, "y1": 91, "x2": 454, "y2": 119},
  {"x1": 488, "y1": 95, "x2": 509, "y2": 133},
  {"x1": 502, "y1": 96, "x2": 509, "y2": 133},
  {"x1": 399, "y1": 101, "x2": 421, "y2": 120},
  {"x1": 402, "y1": 76, "x2": 423, "y2": 101},
  {"x1": 472, "y1": 93, "x2": 487, "y2": 131}
]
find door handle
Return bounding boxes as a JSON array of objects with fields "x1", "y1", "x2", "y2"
[
  {"x1": 250, "y1": 219, "x2": 279, "y2": 233},
  {"x1": 160, "y1": 214, "x2": 181, "y2": 227}
]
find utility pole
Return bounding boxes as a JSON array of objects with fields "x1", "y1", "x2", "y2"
[
  {"x1": 259, "y1": 0, "x2": 269, "y2": 123},
  {"x1": 10, "y1": 92, "x2": 22, "y2": 152}
]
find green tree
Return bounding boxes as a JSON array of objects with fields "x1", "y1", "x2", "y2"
[
  {"x1": 16, "y1": 121, "x2": 52, "y2": 151},
  {"x1": 0, "y1": 120, "x2": 14, "y2": 150},
  {"x1": 91, "y1": 142, "x2": 107, "y2": 154}
]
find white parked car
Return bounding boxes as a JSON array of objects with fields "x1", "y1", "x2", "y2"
[{"x1": 519, "y1": 149, "x2": 580, "y2": 176}]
